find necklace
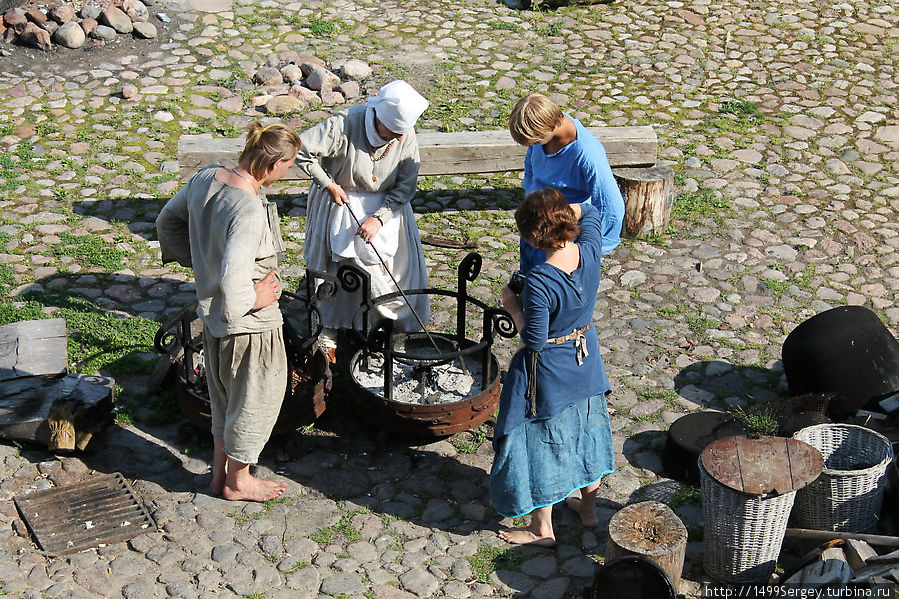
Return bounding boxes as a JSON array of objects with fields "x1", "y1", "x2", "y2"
[
  {"x1": 231, "y1": 167, "x2": 258, "y2": 192},
  {"x1": 369, "y1": 139, "x2": 394, "y2": 162}
]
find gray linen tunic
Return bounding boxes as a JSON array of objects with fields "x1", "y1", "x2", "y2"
[
  {"x1": 156, "y1": 167, "x2": 287, "y2": 463},
  {"x1": 297, "y1": 105, "x2": 429, "y2": 331}
]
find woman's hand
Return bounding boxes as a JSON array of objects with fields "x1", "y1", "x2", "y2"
[
  {"x1": 326, "y1": 182, "x2": 348, "y2": 206},
  {"x1": 357, "y1": 216, "x2": 383, "y2": 244},
  {"x1": 252, "y1": 271, "x2": 281, "y2": 309},
  {"x1": 502, "y1": 285, "x2": 525, "y2": 334}
]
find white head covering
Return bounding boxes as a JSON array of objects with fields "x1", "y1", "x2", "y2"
[{"x1": 366, "y1": 80, "x2": 429, "y2": 135}]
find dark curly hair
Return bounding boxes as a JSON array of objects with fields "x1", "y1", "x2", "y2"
[{"x1": 515, "y1": 187, "x2": 579, "y2": 251}]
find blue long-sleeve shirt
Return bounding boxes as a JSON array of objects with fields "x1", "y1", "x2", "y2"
[
  {"x1": 495, "y1": 203, "x2": 612, "y2": 441},
  {"x1": 520, "y1": 115, "x2": 625, "y2": 273}
]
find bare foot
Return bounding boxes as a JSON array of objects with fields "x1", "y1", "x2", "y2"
[
  {"x1": 565, "y1": 496, "x2": 598, "y2": 528},
  {"x1": 222, "y1": 476, "x2": 287, "y2": 502},
  {"x1": 498, "y1": 527, "x2": 556, "y2": 547},
  {"x1": 210, "y1": 475, "x2": 224, "y2": 496}
]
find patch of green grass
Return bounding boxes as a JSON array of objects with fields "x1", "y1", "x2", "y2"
[
  {"x1": 686, "y1": 314, "x2": 723, "y2": 343},
  {"x1": 468, "y1": 545, "x2": 531, "y2": 582},
  {"x1": 245, "y1": 592, "x2": 266, "y2": 599},
  {"x1": 311, "y1": 512, "x2": 360, "y2": 545},
  {"x1": 143, "y1": 388, "x2": 181, "y2": 426},
  {"x1": 308, "y1": 19, "x2": 338, "y2": 37},
  {"x1": 719, "y1": 100, "x2": 760, "y2": 117},
  {"x1": 114, "y1": 404, "x2": 135, "y2": 426},
  {"x1": 669, "y1": 485, "x2": 702, "y2": 508},
  {"x1": 489, "y1": 21, "x2": 521, "y2": 32},
  {"x1": 672, "y1": 187, "x2": 732, "y2": 224},
  {"x1": 0, "y1": 264, "x2": 15, "y2": 294},
  {"x1": 731, "y1": 406, "x2": 778, "y2": 435},
  {"x1": 52, "y1": 232, "x2": 128, "y2": 271},
  {"x1": 537, "y1": 21, "x2": 564, "y2": 36},
  {"x1": 0, "y1": 294, "x2": 158, "y2": 375},
  {"x1": 452, "y1": 429, "x2": 486, "y2": 454}
]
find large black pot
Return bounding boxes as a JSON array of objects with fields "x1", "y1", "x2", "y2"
[
  {"x1": 583, "y1": 556, "x2": 677, "y2": 599},
  {"x1": 782, "y1": 306, "x2": 899, "y2": 416}
]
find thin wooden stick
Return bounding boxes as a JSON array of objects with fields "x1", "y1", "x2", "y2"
[{"x1": 785, "y1": 528, "x2": 899, "y2": 547}]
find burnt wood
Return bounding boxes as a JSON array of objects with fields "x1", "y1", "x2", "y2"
[
  {"x1": 700, "y1": 436, "x2": 823, "y2": 496},
  {"x1": 177, "y1": 126, "x2": 658, "y2": 181},
  {"x1": 0, "y1": 318, "x2": 68, "y2": 381}
]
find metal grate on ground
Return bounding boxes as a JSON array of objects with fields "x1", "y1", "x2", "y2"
[{"x1": 14, "y1": 472, "x2": 157, "y2": 556}]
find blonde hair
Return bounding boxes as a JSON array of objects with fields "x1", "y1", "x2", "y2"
[
  {"x1": 508, "y1": 94, "x2": 563, "y2": 146},
  {"x1": 238, "y1": 122, "x2": 302, "y2": 180}
]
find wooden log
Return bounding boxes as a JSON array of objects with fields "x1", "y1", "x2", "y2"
[
  {"x1": 0, "y1": 318, "x2": 67, "y2": 381},
  {"x1": 605, "y1": 500, "x2": 686, "y2": 589},
  {"x1": 783, "y1": 559, "x2": 851, "y2": 588},
  {"x1": 0, "y1": 373, "x2": 115, "y2": 450},
  {"x1": 177, "y1": 126, "x2": 658, "y2": 181},
  {"x1": 613, "y1": 163, "x2": 675, "y2": 237}
]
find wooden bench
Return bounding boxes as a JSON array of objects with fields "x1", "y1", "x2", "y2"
[{"x1": 178, "y1": 125, "x2": 672, "y2": 235}]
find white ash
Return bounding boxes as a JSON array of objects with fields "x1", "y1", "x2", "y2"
[{"x1": 352, "y1": 353, "x2": 485, "y2": 405}]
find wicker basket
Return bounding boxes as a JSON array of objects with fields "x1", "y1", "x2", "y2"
[
  {"x1": 699, "y1": 459, "x2": 796, "y2": 584},
  {"x1": 792, "y1": 424, "x2": 893, "y2": 533}
]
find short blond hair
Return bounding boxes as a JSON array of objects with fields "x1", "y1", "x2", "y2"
[
  {"x1": 239, "y1": 122, "x2": 301, "y2": 180},
  {"x1": 508, "y1": 94, "x2": 563, "y2": 146}
]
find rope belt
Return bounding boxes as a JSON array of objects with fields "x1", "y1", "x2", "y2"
[
  {"x1": 526, "y1": 323, "x2": 594, "y2": 416},
  {"x1": 545, "y1": 323, "x2": 591, "y2": 344}
]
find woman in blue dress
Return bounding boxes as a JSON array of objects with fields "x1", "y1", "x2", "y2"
[
  {"x1": 508, "y1": 93, "x2": 625, "y2": 274},
  {"x1": 490, "y1": 187, "x2": 615, "y2": 546}
]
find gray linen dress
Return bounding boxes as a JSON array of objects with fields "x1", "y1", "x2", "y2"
[{"x1": 297, "y1": 104, "x2": 429, "y2": 332}]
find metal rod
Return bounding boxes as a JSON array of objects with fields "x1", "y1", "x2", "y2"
[{"x1": 343, "y1": 203, "x2": 442, "y2": 356}]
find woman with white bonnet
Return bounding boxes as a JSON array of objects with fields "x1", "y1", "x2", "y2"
[{"x1": 296, "y1": 80, "x2": 430, "y2": 360}]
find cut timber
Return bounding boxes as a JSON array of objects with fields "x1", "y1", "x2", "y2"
[
  {"x1": 177, "y1": 126, "x2": 658, "y2": 181},
  {"x1": 605, "y1": 501, "x2": 686, "y2": 589},
  {"x1": 614, "y1": 163, "x2": 674, "y2": 237},
  {"x1": 0, "y1": 373, "x2": 115, "y2": 450},
  {"x1": 844, "y1": 539, "x2": 878, "y2": 571},
  {"x1": 0, "y1": 318, "x2": 68, "y2": 381},
  {"x1": 785, "y1": 528, "x2": 899, "y2": 548}
]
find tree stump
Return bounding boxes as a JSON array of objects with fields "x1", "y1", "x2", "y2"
[
  {"x1": 605, "y1": 501, "x2": 687, "y2": 589},
  {"x1": 614, "y1": 163, "x2": 674, "y2": 237}
]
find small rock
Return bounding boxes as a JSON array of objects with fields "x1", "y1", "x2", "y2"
[
  {"x1": 319, "y1": 90, "x2": 345, "y2": 107},
  {"x1": 254, "y1": 66, "x2": 283, "y2": 86},
  {"x1": 306, "y1": 67, "x2": 339, "y2": 91},
  {"x1": 121, "y1": 83, "x2": 138, "y2": 98},
  {"x1": 265, "y1": 94, "x2": 304, "y2": 115},
  {"x1": 20, "y1": 22, "x2": 51, "y2": 50},
  {"x1": 89, "y1": 24, "x2": 116, "y2": 40},
  {"x1": 4, "y1": 8, "x2": 27, "y2": 31},
  {"x1": 132, "y1": 20, "x2": 156, "y2": 38},
  {"x1": 25, "y1": 7, "x2": 46, "y2": 25},
  {"x1": 48, "y1": 4, "x2": 75, "y2": 24},
  {"x1": 288, "y1": 84, "x2": 322, "y2": 107},
  {"x1": 80, "y1": 5, "x2": 102, "y2": 19},
  {"x1": 298, "y1": 56, "x2": 326, "y2": 76},
  {"x1": 100, "y1": 5, "x2": 132, "y2": 34},
  {"x1": 41, "y1": 20, "x2": 58, "y2": 34},
  {"x1": 53, "y1": 21, "x2": 85, "y2": 48},
  {"x1": 280, "y1": 64, "x2": 303, "y2": 83},
  {"x1": 80, "y1": 17, "x2": 97, "y2": 35},
  {"x1": 337, "y1": 80, "x2": 360, "y2": 99},
  {"x1": 339, "y1": 58, "x2": 371, "y2": 80},
  {"x1": 122, "y1": 0, "x2": 149, "y2": 22}
]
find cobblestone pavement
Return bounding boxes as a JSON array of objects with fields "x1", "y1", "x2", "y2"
[{"x1": 1, "y1": 0, "x2": 898, "y2": 596}]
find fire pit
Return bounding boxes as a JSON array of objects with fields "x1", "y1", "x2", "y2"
[
  {"x1": 154, "y1": 279, "x2": 330, "y2": 435},
  {"x1": 313, "y1": 253, "x2": 516, "y2": 436}
]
